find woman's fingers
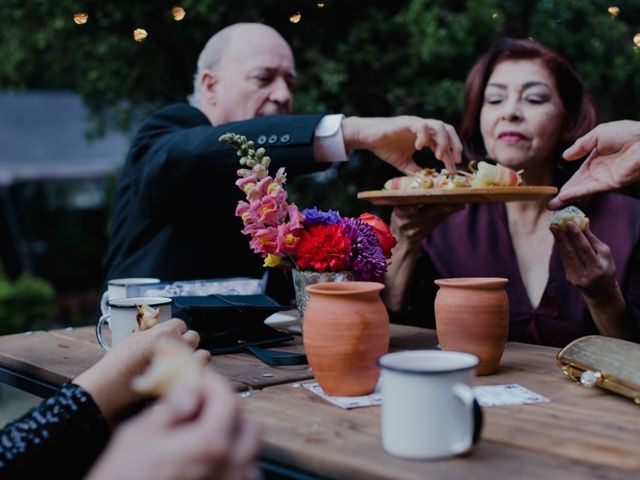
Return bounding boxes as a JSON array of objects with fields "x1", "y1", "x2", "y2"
[
  {"x1": 550, "y1": 224, "x2": 584, "y2": 270},
  {"x1": 565, "y1": 223, "x2": 598, "y2": 265}
]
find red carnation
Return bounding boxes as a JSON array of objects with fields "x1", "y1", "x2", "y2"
[
  {"x1": 295, "y1": 224, "x2": 351, "y2": 272},
  {"x1": 359, "y1": 213, "x2": 397, "y2": 258}
]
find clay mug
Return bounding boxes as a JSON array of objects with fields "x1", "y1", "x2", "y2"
[
  {"x1": 303, "y1": 281, "x2": 389, "y2": 396},
  {"x1": 434, "y1": 277, "x2": 509, "y2": 375}
]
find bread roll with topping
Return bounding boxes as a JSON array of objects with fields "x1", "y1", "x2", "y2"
[{"x1": 550, "y1": 205, "x2": 589, "y2": 231}]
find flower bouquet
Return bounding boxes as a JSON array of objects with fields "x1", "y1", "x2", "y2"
[{"x1": 219, "y1": 133, "x2": 397, "y2": 317}]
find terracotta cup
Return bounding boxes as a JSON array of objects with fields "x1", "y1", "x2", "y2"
[
  {"x1": 303, "y1": 281, "x2": 390, "y2": 396},
  {"x1": 434, "y1": 277, "x2": 509, "y2": 375}
]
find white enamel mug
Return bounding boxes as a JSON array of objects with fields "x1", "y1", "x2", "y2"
[
  {"x1": 378, "y1": 350, "x2": 483, "y2": 459},
  {"x1": 96, "y1": 296, "x2": 172, "y2": 350},
  {"x1": 100, "y1": 278, "x2": 161, "y2": 315}
]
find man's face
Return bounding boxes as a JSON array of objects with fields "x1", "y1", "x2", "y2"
[{"x1": 206, "y1": 28, "x2": 296, "y2": 124}]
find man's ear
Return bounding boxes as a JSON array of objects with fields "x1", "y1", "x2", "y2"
[{"x1": 200, "y1": 70, "x2": 218, "y2": 105}]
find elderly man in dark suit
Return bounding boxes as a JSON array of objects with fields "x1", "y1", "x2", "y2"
[{"x1": 105, "y1": 22, "x2": 462, "y2": 300}]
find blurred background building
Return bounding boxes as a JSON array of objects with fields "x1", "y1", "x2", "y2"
[{"x1": 0, "y1": 91, "x2": 130, "y2": 329}]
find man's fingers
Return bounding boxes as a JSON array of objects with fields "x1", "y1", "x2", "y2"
[
  {"x1": 413, "y1": 125, "x2": 428, "y2": 151},
  {"x1": 401, "y1": 159, "x2": 422, "y2": 175},
  {"x1": 444, "y1": 124, "x2": 463, "y2": 165}
]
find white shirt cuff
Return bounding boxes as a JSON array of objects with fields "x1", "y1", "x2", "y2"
[{"x1": 313, "y1": 114, "x2": 348, "y2": 162}]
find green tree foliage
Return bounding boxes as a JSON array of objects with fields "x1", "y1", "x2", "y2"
[
  {"x1": 1, "y1": 0, "x2": 639, "y2": 214},
  {"x1": 0, "y1": 266, "x2": 55, "y2": 335}
]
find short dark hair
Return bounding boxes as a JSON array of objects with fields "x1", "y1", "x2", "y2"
[{"x1": 460, "y1": 38, "x2": 598, "y2": 182}]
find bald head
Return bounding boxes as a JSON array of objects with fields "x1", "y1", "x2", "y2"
[{"x1": 189, "y1": 23, "x2": 293, "y2": 107}]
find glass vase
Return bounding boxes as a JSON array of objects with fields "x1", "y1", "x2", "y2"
[{"x1": 292, "y1": 269, "x2": 354, "y2": 325}]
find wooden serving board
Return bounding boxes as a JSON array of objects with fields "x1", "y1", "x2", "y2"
[{"x1": 357, "y1": 186, "x2": 558, "y2": 206}]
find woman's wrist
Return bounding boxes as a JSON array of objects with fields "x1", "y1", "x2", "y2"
[{"x1": 582, "y1": 281, "x2": 629, "y2": 338}]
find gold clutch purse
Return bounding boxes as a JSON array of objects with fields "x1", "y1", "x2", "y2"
[{"x1": 556, "y1": 335, "x2": 640, "y2": 405}]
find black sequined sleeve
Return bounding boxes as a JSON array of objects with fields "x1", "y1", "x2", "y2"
[{"x1": 0, "y1": 382, "x2": 111, "y2": 479}]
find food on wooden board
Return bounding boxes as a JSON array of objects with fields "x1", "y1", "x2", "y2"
[{"x1": 383, "y1": 161, "x2": 523, "y2": 190}]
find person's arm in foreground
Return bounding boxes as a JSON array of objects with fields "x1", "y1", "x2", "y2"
[
  {"x1": 86, "y1": 371, "x2": 260, "y2": 480},
  {"x1": 549, "y1": 120, "x2": 640, "y2": 208},
  {"x1": 0, "y1": 319, "x2": 208, "y2": 478}
]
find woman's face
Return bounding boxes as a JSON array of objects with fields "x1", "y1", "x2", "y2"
[{"x1": 479, "y1": 59, "x2": 566, "y2": 172}]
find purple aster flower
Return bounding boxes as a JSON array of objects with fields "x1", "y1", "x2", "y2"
[
  {"x1": 341, "y1": 217, "x2": 387, "y2": 282},
  {"x1": 302, "y1": 207, "x2": 342, "y2": 225}
]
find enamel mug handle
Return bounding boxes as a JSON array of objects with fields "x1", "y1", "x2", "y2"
[
  {"x1": 100, "y1": 291, "x2": 109, "y2": 316},
  {"x1": 451, "y1": 383, "x2": 483, "y2": 454},
  {"x1": 96, "y1": 314, "x2": 111, "y2": 351}
]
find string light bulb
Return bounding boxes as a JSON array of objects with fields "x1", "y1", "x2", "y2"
[
  {"x1": 491, "y1": 11, "x2": 499, "y2": 20},
  {"x1": 73, "y1": 12, "x2": 89, "y2": 25},
  {"x1": 634, "y1": 33, "x2": 640, "y2": 47},
  {"x1": 133, "y1": 28, "x2": 148, "y2": 42},
  {"x1": 289, "y1": 12, "x2": 302, "y2": 23},
  {"x1": 317, "y1": 2, "x2": 325, "y2": 7},
  {"x1": 171, "y1": 6, "x2": 186, "y2": 21},
  {"x1": 608, "y1": 6, "x2": 620, "y2": 17}
]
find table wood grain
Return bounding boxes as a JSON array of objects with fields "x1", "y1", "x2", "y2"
[
  {"x1": 0, "y1": 324, "x2": 637, "y2": 479},
  {"x1": 0, "y1": 325, "x2": 312, "y2": 391},
  {"x1": 241, "y1": 335, "x2": 640, "y2": 479}
]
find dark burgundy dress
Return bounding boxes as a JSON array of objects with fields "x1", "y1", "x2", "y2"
[{"x1": 407, "y1": 193, "x2": 640, "y2": 347}]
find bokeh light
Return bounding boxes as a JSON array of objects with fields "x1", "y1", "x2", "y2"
[
  {"x1": 171, "y1": 7, "x2": 186, "y2": 21},
  {"x1": 634, "y1": 33, "x2": 640, "y2": 47},
  {"x1": 73, "y1": 13, "x2": 88, "y2": 25},
  {"x1": 317, "y1": 2, "x2": 326, "y2": 7},
  {"x1": 608, "y1": 6, "x2": 620, "y2": 17},
  {"x1": 289, "y1": 12, "x2": 302, "y2": 23},
  {"x1": 133, "y1": 28, "x2": 148, "y2": 42}
]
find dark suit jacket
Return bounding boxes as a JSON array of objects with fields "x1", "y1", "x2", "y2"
[{"x1": 105, "y1": 104, "x2": 327, "y2": 300}]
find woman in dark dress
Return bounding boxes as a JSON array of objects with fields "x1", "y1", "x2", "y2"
[{"x1": 385, "y1": 39, "x2": 640, "y2": 347}]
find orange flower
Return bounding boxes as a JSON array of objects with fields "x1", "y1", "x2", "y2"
[{"x1": 359, "y1": 213, "x2": 397, "y2": 258}]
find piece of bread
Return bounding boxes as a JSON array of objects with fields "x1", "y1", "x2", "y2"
[
  {"x1": 136, "y1": 305, "x2": 160, "y2": 331},
  {"x1": 131, "y1": 337, "x2": 208, "y2": 397},
  {"x1": 550, "y1": 205, "x2": 589, "y2": 231}
]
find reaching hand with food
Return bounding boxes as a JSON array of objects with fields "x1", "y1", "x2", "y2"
[
  {"x1": 132, "y1": 337, "x2": 210, "y2": 397},
  {"x1": 550, "y1": 210, "x2": 629, "y2": 338},
  {"x1": 87, "y1": 370, "x2": 261, "y2": 480},
  {"x1": 73, "y1": 319, "x2": 207, "y2": 427}
]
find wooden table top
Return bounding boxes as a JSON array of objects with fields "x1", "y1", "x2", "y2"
[
  {"x1": 241, "y1": 334, "x2": 640, "y2": 480},
  {"x1": 0, "y1": 324, "x2": 637, "y2": 479},
  {"x1": 0, "y1": 325, "x2": 312, "y2": 391}
]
